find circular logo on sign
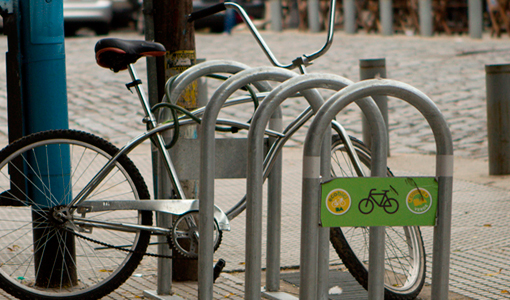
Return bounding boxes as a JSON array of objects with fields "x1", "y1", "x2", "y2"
[
  {"x1": 326, "y1": 189, "x2": 351, "y2": 215},
  {"x1": 406, "y1": 188, "x2": 432, "y2": 214}
]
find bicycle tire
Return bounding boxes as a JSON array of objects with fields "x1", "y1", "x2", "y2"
[
  {"x1": 330, "y1": 135, "x2": 426, "y2": 300},
  {"x1": 0, "y1": 130, "x2": 152, "y2": 300}
]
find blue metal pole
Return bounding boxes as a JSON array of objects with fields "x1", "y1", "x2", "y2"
[
  {"x1": 20, "y1": 0, "x2": 69, "y2": 134},
  {"x1": 18, "y1": 0, "x2": 73, "y2": 287},
  {"x1": 19, "y1": 0, "x2": 70, "y2": 204}
]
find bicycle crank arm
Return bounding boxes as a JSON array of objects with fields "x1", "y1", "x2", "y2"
[{"x1": 76, "y1": 199, "x2": 231, "y2": 231}]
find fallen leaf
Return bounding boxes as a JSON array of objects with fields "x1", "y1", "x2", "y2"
[
  {"x1": 485, "y1": 268, "x2": 502, "y2": 276},
  {"x1": 7, "y1": 245, "x2": 19, "y2": 252},
  {"x1": 502, "y1": 290, "x2": 509, "y2": 294},
  {"x1": 483, "y1": 224, "x2": 492, "y2": 227}
]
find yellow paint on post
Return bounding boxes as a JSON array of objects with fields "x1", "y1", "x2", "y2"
[{"x1": 165, "y1": 50, "x2": 197, "y2": 109}]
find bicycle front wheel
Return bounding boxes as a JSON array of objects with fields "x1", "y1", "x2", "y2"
[
  {"x1": 330, "y1": 135, "x2": 426, "y2": 300},
  {"x1": 0, "y1": 130, "x2": 152, "y2": 300}
]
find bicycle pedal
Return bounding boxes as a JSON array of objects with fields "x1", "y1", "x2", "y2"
[{"x1": 213, "y1": 258, "x2": 226, "y2": 282}]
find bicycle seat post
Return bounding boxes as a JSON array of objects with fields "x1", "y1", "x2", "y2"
[{"x1": 126, "y1": 64, "x2": 158, "y2": 129}]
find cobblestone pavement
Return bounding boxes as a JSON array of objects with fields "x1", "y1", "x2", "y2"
[
  {"x1": 0, "y1": 29, "x2": 510, "y2": 299},
  {"x1": 0, "y1": 29, "x2": 509, "y2": 156}
]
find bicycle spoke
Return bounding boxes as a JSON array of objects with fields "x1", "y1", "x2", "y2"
[
  {"x1": 2, "y1": 160, "x2": 52, "y2": 212},
  {"x1": 0, "y1": 131, "x2": 151, "y2": 299}
]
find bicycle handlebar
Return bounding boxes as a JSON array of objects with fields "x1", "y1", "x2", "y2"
[
  {"x1": 187, "y1": 3, "x2": 226, "y2": 23},
  {"x1": 187, "y1": 0, "x2": 336, "y2": 70}
]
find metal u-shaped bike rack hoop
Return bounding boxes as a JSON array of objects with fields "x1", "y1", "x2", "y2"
[
  {"x1": 247, "y1": 73, "x2": 383, "y2": 300},
  {"x1": 149, "y1": 60, "x2": 273, "y2": 298},
  {"x1": 303, "y1": 79, "x2": 453, "y2": 300},
  {"x1": 198, "y1": 66, "x2": 298, "y2": 299},
  {"x1": 164, "y1": 60, "x2": 271, "y2": 105}
]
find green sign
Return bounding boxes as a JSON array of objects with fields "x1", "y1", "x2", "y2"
[{"x1": 321, "y1": 177, "x2": 438, "y2": 227}]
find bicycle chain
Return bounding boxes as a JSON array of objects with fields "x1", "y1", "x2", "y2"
[{"x1": 64, "y1": 227, "x2": 195, "y2": 260}]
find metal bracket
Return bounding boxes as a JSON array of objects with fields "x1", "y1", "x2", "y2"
[
  {"x1": 126, "y1": 79, "x2": 143, "y2": 93},
  {"x1": 292, "y1": 57, "x2": 312, "y2": 69}
]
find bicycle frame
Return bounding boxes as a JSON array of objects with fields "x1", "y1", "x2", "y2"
[
  {"x1": 68, "y1": 0, "x2": 366, "y2": 233},
  {"x1": 67, "y1": 63, "x2": 366, "y2": 232},
  {"x1": 223, "y1": 1, "x2": 336, "y2": 70}
]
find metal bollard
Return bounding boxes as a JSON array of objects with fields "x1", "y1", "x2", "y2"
[
  {"x1": 468, "y1": 0, "x2": 483, "y2": 39},
  {"x1": 344, "y1": 0, "x2": 357, "y2": 34},
  {"x1": 419, "y1": 0, "x2": 433, "y2": 36},
  {"x1": 360, "y1": 58, "x2": 389, "y2": 156},
  {"x1": 486, "y1": 64, "x2": 510, "y2": 175},
  {"x1": 270, "y1": 0, "x2": 283, "y2": 32},
  {"x1": 380, "y1": 0, "x2": 393, "y2": 35},
  {"x1": 308, "y1": 0, "x2": 321, "y2": 32}
]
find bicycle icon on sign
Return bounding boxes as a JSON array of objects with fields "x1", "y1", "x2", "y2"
[{"x1": 358, "y1": 188, "x2": 399, "y2": 214}]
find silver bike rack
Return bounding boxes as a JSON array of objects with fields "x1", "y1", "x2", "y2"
[
  {"x1": 165, "y1": 59, "x2": 270, "y2": 105},
  {"x1": 198, "y1": 66, "x2": 299, "y2": 299},
  {"x1": 145, "y1": 60, "x2": 273, "y2": 299},
  {"x1": 246, "y1": 73, "x2": 383, "y2": 300},
  {"x1": 163, "y1": 60, "x2": 273, "y2": 183},
  {"x1": 302, "y1": 79, "x2": 453, "y2": 300}
]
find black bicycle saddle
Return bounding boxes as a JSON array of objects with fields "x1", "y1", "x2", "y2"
[{"x1": 95, "y1": 38, "x2": 166, "y2": 72}]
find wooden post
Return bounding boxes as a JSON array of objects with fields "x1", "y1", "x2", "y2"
[{"x1": 153, "y1": 0, "x2": 199, "y2": 282}]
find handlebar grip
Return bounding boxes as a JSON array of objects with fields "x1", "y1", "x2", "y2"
[{"x1": 187, "y1": 3, "x2": 226, "y2": 23}]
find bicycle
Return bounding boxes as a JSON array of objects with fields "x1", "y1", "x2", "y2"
[
  {"x1": 0, "y1": 1, "x2": 425, "y2": 299},
  {"x1": 358, "y1": 188, "x2": 399, "y2": 214}
]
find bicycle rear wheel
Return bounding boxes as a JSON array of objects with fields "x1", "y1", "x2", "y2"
[
  {"x1": 330, "y1": 135, "x2": 426, "y2": 300},
  {"x1": 0, "y1": 130, "x2": 152, "y2": 300}
]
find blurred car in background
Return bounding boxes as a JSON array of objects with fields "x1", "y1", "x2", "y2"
[
  {"x1": 63, "y1": 0, "x2": 264, "y2": 36},
  {"x1": 111, "y1": 0, "x2": 141, "y2": 28},
  {"x1": 63, "y1": 0, "x2": 113, "y2": 36}
]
